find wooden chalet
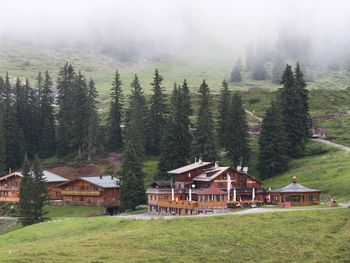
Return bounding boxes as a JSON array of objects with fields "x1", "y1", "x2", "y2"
[
  {"x1": 269, "y1": 176, "x2": 322, "y2": 206},
  {"x1": 147, "y1": 159, "x2": 264, "y2": 215},
  {"x1": 58, "y1": 175, "x2": 120, "y2": 209},
  {"x1": 0, "y1": 171, "x2": 68, "y2": 203}
]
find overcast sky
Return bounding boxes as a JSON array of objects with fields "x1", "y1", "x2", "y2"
[{"x1": 1, "y1": 0, "x2": 349, "y2": 56}]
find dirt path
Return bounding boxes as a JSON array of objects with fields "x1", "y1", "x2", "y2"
[
  {"x1": 113, "y1": 206, "x2": 346, "y2": 220},
  {"x1": 311, "y1": 138, "x2": 350, "y2": 153},
  {"x1": 245, "y1": 109, "x2": 262, "y2": 122}
]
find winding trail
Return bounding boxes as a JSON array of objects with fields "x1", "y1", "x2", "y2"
[
  {"x1": 245, "y1": 109, "x2": 262, "y2": 122},
  {"x1": 311, "y1": 138, "x2": 350, "y2": 153}
]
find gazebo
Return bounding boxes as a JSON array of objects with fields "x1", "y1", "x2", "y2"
[{"x1": 269, "y1": 176, "x2": 322, "y2": 206}]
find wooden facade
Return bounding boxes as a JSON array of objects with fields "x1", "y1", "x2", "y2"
[
  {"x1": 58, "y1": 176, "x2": 120, "y2": 207},
  {"x1": 0, "y1": 172, "x2": 22, "y2": 202},
  {"x1": 269, "y1": 176, "x2": 322, "y2": 206},
  {"x1": 147, "y1": 160, "x2": 265, "y2": 215}
]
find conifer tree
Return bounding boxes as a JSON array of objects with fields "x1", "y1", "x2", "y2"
[
  {"x1": 218, "y1": 80, "x2": 231, "y2": 147},
  {"x1": 230, "y1": 58, "x2": 242, "y2": 82},
  {"x1": 56, "y1": 63, "x2": 76, "y2": 157},
  {"x1": 3, "y1": 73, "x2": 24, "y2": 169},
  {"x1": 19, "y1": 155, "x2": 35, "y2": 226},
  {"x1": 226, "y1": 93, "x2": 250, "y2": 166},
  {"x1": 120, "y1": 120, "x2": 146, "y2": 211},
  {"x1": 145, "y1": 69, "x2": 167, "y2": 155},
  {"x1": 251, "y1": 59, "x2": 267, "y2": 80},
  {"x1": 181, "y1": 79, "x2": 193, "y2": 117},
  {"x1": 32, "y1": 157, "x2": 48, "y2": 223},
  {"x1": 39, "y1": 71, "x2": 55, "y2": 157},
  {"x1": 72, "y1": 71, "x2": 89, "y2": 157},
  {"x1": 85, "y1": 79, "x2": 99, "y2": 161},
  {"x1": 279, "y1": 64, "x2": 308, "y2": 156},
  {"x1": 157, "y1": 84, "x2": 192, "y2": 179},
  {"x1": 0, "y1": 113, "x2": 5, "y2": 174},
  {"x1": 108, "y1": 70, "x2": 124, "y2": 152},
  {"x1": 193, "y1": 80, "x2": 217, "y2": 161},
  {"x1": 271, "y1": 56, "x2": 285, "y2": 84},
  {"x1": 258, "y1": 100, "x2": 289, "y2": 179}
]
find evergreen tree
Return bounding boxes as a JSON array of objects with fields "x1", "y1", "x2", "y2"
[
  {"x1": 0, "y1": 112, "x2": 5, "y2": 174},
  {"x1": 126, "y1": 74, "x2": 147, "y2": 151},
  {"x1": 39, "y1": 71, "x2": 55, "y2": 157},
  {"x1": 271, "y1": 56, "x2": 285, "y2": 84},
  {"x1": 230, "y1": 58, "x2": 242, "y2": 82},
  {"x1": 157, "y1": 84, "x2": 192, "y2": 179},
  {"x1": 226, "y1": 93, "x2": 250, "y2": 166},
  {"x1": 72, "y1": 71, "x2": 89, "y2": 157},
  {"x1": 181, "y1": 79, "x2": 193, "y2": 117},
  {"x1": 56, "y1": 63, "x2": 76, "y2": 157},
  {"x1": 279, "y1": 64, "x2": 308, "y2": 156},
  {"x1": 120, "y1": 120, "x2": 146, "y2": 211},
  {"x1": 19, "y1": 155, "x2": 35, "y2": 226},
  {"x1": 193, "y1": 80, "x2": 217, "y2": 161},
  {"x1": 258, "y1": 100, "x2": 289, "y2": 179},
  {"x1": 145, "y1": 69, "x2": 167, "y2": 155},
  {"x1": 3, "y1": 73, "x2": 24, "y2": 169},
  {"x1": 108, "y1": 70, "x2": 124, "y2": 152},
  {"x1": 251, "y1": 59, "x2": 267, "y2": 80},
  {"x1": 32, "y1": 157, "x2": 48, "y2": 223},
  {"x1": 218, "y1": 80, "x2": 231, "y2": 147},
  {"x1": 85, "y1": 79, "x2": 99, "y2": 161}
]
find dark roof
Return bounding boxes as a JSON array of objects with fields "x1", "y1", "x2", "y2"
[
  {"x1": 270, "y1": 182, "x2": 322, "y2": 193},
  {"x1": 59, "y1": 175, "x2": 120, "y2": 189},
  {"x1": 198, "y1": 187, "x2": 226, "y2": 195},
  {"x1": 151, "y1": 180, "x2": 171, "y2": 187}
]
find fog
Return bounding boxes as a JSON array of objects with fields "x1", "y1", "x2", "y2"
[{"x1": 1, "y1": 0, "x2": 350, "y2": 64}]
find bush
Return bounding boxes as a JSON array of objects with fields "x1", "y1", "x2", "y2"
[{"x1": 303, "y1": 141, "x2": 331, "y2": 156}]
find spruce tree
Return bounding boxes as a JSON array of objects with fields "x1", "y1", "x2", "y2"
[
  {"x1": 226, "y1": 93, "x2": 250, "y2": 166},
  {"x1": 230, "y1": 58, "x2": 242, "y2": 82},
  {"x1": 72, "y1": 71, "x2": 89, "y2": 157},
  {"x1": 218, "y1": 80, "x2": 231, "y2": 147},
  {"x1": 251, "y1": 59, "x2": 267, "y2": 80},
  {"x1": 279, "y1": 64, "x2": 308, "y2": 156},
  {"x1": 258, "y1": 100, "x2": 289, "y2": 179},
  {"x1": 271, "y1": 56, "x2": 285, "y2": 84},
  {"x1": 145, "y1": 69, "x2": 167, "y2": 155},
  {"x1": 3, "y1": 73, "x2": 24, "y2": 169},
  {"x1": 56, "y1": 63, "x2": 76, "y2": 157},
  {"x1": 120, "y1": 120, "x2": 146, "y2": 211},
  {"x1": 32, "y1": 157, "x2": 48, "y2": 223},
  {"x1": 0, "y1": 113, "x2": 5, "y2": 174},
  {"x1": 85, "y1": 79, "x2": 99, "y2": 161},
  {"x1": 181, "y1": 79, "x2": 193, "y2": 117},
  {"x1": 193, "y1": 80, "x2": 217, "y2": 161},
  {"x1": 108, "y1": 70, "x2": 124, "y2": 152},
  {"x1": 39, "y1": 71, "x2": 55, "y2": 157},
  {"x1": 157, "y1": 84, "x2": 192, "y2": 179},
  {"x1": 19, "y1": 155, "x2": 35, "y2": 226}
]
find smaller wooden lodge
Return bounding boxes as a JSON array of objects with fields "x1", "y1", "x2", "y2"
[{"x1": 269, "y1": 176, "x2": 322, "y2": 206}]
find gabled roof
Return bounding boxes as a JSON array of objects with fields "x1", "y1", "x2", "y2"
[
  {"x1": 0, "y1": 172, "x2": 22, "y2": 181},
  {"x1": 60, "y1": 175, "x2": 120, "y2": 189},
  {"x1": 167, "y1": 162, "x2": 213, "y2": 174},
  {"x1": 198, "y1": 186, "x2": 227, "y2": 195},
  {"x1": 151, "y1": 180, "x2": 171, "y2": 188},
  {"x1": 193, "y1": 166, "x2": 230, "y2": 182},
  {"x1": 43, "y1": 171, "x2": 68, "y2": 183},
  {"x1": 270, "y1": 182, "x2": 322, "y2": 193}
]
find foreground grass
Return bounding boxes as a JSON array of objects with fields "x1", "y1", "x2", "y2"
[
  {"x1": 265, "y1": 150, "x2": 350, "y2": 202},
  {"x1": 45, "y1": 205, "x2": 105, "y2": 218},
  {"x1": 0, "y1": 209, "x2": 349, "y2": 262}
]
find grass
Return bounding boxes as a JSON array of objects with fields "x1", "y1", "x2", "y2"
[
  {"x1": 44, "y1": 205, "x2": 105, "y2": 218},
  {"x1": 265, "y1": 149, "x2": 350, "y2": 202},
  {"x1": 318, "y1": 115, "x2": 350, "y2": 146},
  {"x1": 0, "y1": 209, "x2": 349, "y2": 262}
]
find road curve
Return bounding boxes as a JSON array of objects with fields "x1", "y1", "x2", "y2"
[{"x1": 311, "y1": 138, "x2": 350, "y2": 152}]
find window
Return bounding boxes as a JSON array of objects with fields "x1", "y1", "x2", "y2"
[{"x1": 218, "y1": 183, "x2": 224, "y2": 188}]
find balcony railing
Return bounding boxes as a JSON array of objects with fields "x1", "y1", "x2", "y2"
[
  {"x1": 154, "y1": 200, "x2": 198, "y2": 209},
  {"x1": 197, "y1": 201, "x2": 227, "y2": 207},
  {"x1": 0, "y1": 197, "x2": 19, "y2": 202},
  {"x1": 61, "y1": 190, "x2": 101, "y2": 196},
  {"x1": 0, "y1": 186, "x2": 19, "y2": 191}
]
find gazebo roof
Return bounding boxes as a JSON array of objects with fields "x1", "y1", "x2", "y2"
[
  {"x1": 198, "y1": 186, "x2": 226, "y2": 195},
  {"x1": 270, "y1": 176, "x2": 322, "y2": 193}
]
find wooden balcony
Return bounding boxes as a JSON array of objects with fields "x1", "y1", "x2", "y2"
[
  {"x1": 0, "y1": 186, "x2": 19, "y2": 191},
  {"x1": 198, "y1": 201, "x2": 227, "y2": 207},
  {"x1": 0, "y1": 197, "x2": 19, "y2": 202},
  {"x1": 155, "y1": 200, "x2": 198, "y2": 209},
  {"x1": 61, "y1": 190, "x2": 101, "y2": 196}
]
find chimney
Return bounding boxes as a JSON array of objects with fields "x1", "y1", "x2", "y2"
[
  {"x1": 215, "y1": 161, "x2": 219, "y2": 168},
  {"x1": 9, "y1": 168, "x2": 11, "y2": 174},
  {"x1": 199, "y1": 157, "x2": 202, "y2": 164},
  {"x1": 111, "y1": 175, "x2": 114, "y2": 180},
  {"x1": 236, "y1": 166, "x2": 241, "y2": 172},
  {"x1": 194, "y1": 157, "x2": 197, "y2": 164},
  {"x1": 242, "y1": 167, "x2": 248, "y2": 173},
  {"x1": 99, "y1": 175, "x2": 102, "y2": 179}
]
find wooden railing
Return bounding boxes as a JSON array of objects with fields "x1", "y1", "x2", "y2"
[
  {"x1": 0, "y1": 197, "x2": 19, "y2": 202},
  {"x1": 156, "y1": 200, "x2": 198, "y2": 209},
  {"x1": 197, "y1": 201, "x2": 227, "y2": 207},
  {"x1": 0, "y1": 186, "x2": 19, "y2": 191},
  {"x1": 61, "y1": 190, "x2": 101, "y2": 196}
]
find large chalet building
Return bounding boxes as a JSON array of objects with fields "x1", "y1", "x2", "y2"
[{"x1": 146, "y1": 159, "x2": 265, "y2": 215}]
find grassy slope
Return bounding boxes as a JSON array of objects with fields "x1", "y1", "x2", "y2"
[{"x1": 0, "y1": 209, "x2": 349, "y2": 262}]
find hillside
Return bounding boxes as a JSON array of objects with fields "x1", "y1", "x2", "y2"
[{"x1": 0, "y1": 209, "x2": 349, "y2": 262}]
